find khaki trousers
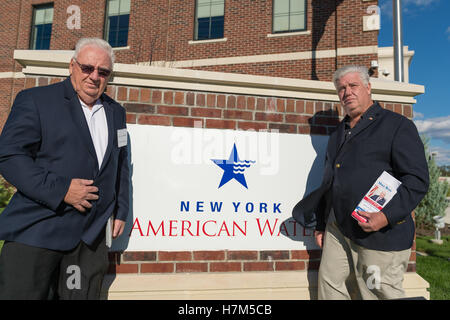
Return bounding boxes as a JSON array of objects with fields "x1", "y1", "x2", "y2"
[{"x1": 318, "y1": 216, "x2": 411, "y2": 300}]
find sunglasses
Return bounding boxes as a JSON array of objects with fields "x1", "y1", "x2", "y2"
[{"x1": 73, "y1": 58, "x2": 112, "y2": 78}]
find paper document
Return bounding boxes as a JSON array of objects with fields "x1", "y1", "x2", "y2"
[
  {"x1": 351, "y1": 171, "x2": 401, "y2": 223},
  {"x1": 106, "y1": 216, "x2": 113, "y2": 248}
]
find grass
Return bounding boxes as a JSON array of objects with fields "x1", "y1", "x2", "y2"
[{"x1": 415, "y1": 235, "x2": 450, "y2": 300}]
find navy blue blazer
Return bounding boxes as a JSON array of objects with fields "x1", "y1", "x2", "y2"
[
  {"x1": 293, "y1": 102, "x2": 429, "y2": 251},
  {"x1": 0, "y1": 78, "x2": 129, "y2": 251}
]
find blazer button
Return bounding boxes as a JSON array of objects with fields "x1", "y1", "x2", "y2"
[{"x1": 336, "y1": 163, "x2": 341, "y2": 168}]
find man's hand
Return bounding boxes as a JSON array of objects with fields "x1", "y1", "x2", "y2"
[
  {"x1": 64, "y1": 179, "x2": 99, "y2": 212},
  {"x1": 314, "y1": 230, "x2": 325, "y2": 248},
  {"x1": 357, "y1": 211, "x2": 389, "y2": 232},
  {"x1": 112, "y1": 219, "x2": 125, "y2": 239}
]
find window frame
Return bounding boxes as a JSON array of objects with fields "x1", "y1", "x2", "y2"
[
  {"x1": 104, "y1": 0, "x2": 131, "y2": 48},
  {"x1": 29, "y1": 3, "x2": 54, "y2": 50},
  {"x1": 194, "y1": 0, "x2": 225, "y2": 41},
  {"x1": 272, "y1": 0, "x2": 307, "y2": 34}
]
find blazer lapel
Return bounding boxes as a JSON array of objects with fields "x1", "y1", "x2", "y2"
[
  {"x1": 99, "y1": 95, "x2": 115, "y2": 173},
  {"x1": 328, "y1": 120, "x2": 345, "y2": 162},
  {"x1": 63, "y1": 78, "x2": 99, "y2": 169},
  {"x1": 334, "y1": 121, "x2": 346, "y2": 157},
  {"x1": 347, "y1": 105, "x2": 380, "y2": 140}
]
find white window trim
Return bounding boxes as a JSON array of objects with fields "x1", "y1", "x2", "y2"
[
  {"x1": 188, "y1": 38, "x2": 228, "y2": 45},
  {"x1": 267, "y1": 30, "x2": 311, "y2": 38},
  {"x1": 112, "y1": 46, "x2": 130, "y2": 51}
]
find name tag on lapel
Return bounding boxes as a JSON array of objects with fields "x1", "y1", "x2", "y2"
[{"x1": 117, "y1": 128, "x2": 127, "y2": 147}]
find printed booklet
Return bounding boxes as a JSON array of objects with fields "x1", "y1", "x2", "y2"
[{"x1": 351, "y1": 171, "x2": 402, "y2": 223}]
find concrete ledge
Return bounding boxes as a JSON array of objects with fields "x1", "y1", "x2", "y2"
[
  {"x1": 101, "y1": 271, "x2": 429, "y2": 300},
  {"x1": 102, "y1": 271, "x2": 318, "y2": 300},
  {"x1": 403, "y1": 272, "x2": 430, "y2": 300},
  {"x1": 13, "y1": 50, "x2": 424, "y2": 104}
]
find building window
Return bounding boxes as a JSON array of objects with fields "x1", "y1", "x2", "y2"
[
  {"x1": 105, "y1": 0, "x2": 130, "y2": 47},
  {"x1": 272, "y1": 0, "x2": 306, "y2": 33},
  {"x1": 195, "y1": 0, "x2": 225, "y2": 40},
  {"x1": 30, "y1": 4, "x2": 54, "y2": 50}
]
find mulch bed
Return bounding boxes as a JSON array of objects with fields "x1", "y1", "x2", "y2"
[{"x1": 416, "y1": 223, "x2": 450, "y2": 237}]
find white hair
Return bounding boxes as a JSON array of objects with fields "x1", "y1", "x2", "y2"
[
  {"x1": 73, "y1": 38, "x2": 115, "y2": 66},
  {"x1": 332, "y1": 65, "x2": 370, "y2": 88}
]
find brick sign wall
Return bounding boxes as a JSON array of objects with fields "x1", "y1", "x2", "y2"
[{"x1": 18, "y1": 75, "x2": 417, "y2": 277}]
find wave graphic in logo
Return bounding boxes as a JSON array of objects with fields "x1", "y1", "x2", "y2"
[{"x1": 233, "y1": 160, "x2": 256, "y2": 174}]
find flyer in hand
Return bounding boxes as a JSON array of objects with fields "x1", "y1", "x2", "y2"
[{"x1": 351, "y1": 171, "x2": 402, "y2": 223}]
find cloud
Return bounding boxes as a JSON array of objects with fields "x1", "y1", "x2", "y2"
[
  {"x1": 413, "y1": 111, "x2": 424, "y2": 119},
  {"x1": 379, "y1": 0, "x2": 439, "y2": 18},
  {"x1": 446, "y1": 26, "x2": 450, "y2": 40},
  {"x1": 415, "y1": 115, "x2": 450, "y2": 165},
  {"x1": 430, "y1": 146, "x2": 450, "y2": 166},
  {"x1": 414, "y1": 115, "x2": 450, "y2": 144},
  {"x1": 404, "y1": 0, "x2": 438, "y2": 6}
]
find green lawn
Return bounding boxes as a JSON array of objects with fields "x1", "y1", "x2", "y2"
[{"x1": 416, "y1": 235, "x2": 450, "y2": 300}]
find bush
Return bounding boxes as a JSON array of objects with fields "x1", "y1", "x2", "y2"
[
  {"x1": 0, "y1": 175, "x2": 15, "y2": 208},
  {"x1": 415, "y1": 137, "x2": 449, "y2": 229}
]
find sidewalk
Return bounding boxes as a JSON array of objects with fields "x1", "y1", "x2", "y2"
[{"x1": 445, "y1": 198, "x2": 450, "y2": 225}]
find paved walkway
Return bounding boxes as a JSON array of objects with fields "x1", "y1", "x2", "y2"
[{"x1": 445, "y1": 202, "x2": 450, "y2": 224}]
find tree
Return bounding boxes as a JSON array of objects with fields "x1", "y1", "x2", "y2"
[
  {"x1": 414, "y1": 136, "x2": 449, "y2": 229},
  {"x1": 0, "y1": 175, "x2": 15, "y2": 208},
  {"x1": 438, "y1": 165, "x2": 450, "y2": 177}
]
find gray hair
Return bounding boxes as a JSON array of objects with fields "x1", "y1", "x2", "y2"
[
  {"x1": 332, "y1": 65, "x2": 370, "y2": 88},
  {"x1": 73, "y1": 38, "x2": 115, "y2": 67}
]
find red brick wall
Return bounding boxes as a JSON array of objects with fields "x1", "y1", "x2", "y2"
[
  {"x1": 0, "y1": 0, "x2": 380, "y2": 130},
  {"x1": 4, "y1": 0, "x2": 379, "y2": 67},
  {"x1": 109, "y1": 249, "x2": 322, "y2": 274},
  {"x1": 16, "y1": 75, "x2": 417, "y2": 276},
  {"x1": 188, "y1": 54, "x2": 378, "y2": 81}
]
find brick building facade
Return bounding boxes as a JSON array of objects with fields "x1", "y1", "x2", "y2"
[
  {"x1": 1, "y1": 0, "x2": 380, "y2": 129},
  {"x1": 0, "y1": 0, "x2": 430, "y2": 298}
]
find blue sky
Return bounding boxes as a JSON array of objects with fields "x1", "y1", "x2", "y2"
[{"x1": 377, "y1": 0, "x2": 450, "y2": 166}]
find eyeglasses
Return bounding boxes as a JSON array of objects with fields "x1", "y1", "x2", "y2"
[{"x1": 73, "y1": 58, "x2": 112, "y2": 78}]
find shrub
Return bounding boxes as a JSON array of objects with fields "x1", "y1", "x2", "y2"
[
  {"x1": 415, "y1": 137, "x2": 449, "y2": 229},
  {"x1": 0, "y1": 175, "x2": 15, "y2": 208}
]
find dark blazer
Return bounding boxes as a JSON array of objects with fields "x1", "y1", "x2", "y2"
[
  {"x1": 293, "y1": 102, "x2": 429, "y2": 251},
  {"x1": 0, "y1": 78, "x2": 129, "y2": 251}
]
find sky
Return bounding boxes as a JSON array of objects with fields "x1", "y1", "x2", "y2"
[{"x1": 377, "y1": 0, "x2": 450, "y2": 166}]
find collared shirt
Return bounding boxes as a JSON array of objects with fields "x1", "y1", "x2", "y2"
[
  {"x1": 79, "y1": 98, "x2": 108, "y2": 169},
  {"x1": 342, "y1": 102, "x2": 376, "y2": 145}
]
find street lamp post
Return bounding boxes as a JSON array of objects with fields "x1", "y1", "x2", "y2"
[{"x1": 393, "y1": 0, "x2": 404, "y2": 82}]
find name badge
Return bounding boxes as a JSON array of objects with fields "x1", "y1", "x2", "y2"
[{"x1": 117, "y1": 128, "x2": 127, "y2": 148}]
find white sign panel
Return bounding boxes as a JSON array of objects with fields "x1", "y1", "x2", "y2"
[{"x1": 112, "y1": 124, "x2": 328, "y2": 251}]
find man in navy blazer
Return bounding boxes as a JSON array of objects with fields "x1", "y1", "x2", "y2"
[
  {"x1": 0, "y1": 38, "x2": 129, "y2": 299},
  {"x1": 293, "y1": 65, "x2": 429, "y2": 299}
]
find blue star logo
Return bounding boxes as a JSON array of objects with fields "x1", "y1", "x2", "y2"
[{"x1": 211, "y1": 143, "x2": 256, "y2": 189}]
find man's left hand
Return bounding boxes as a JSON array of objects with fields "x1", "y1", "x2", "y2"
[
  {"x1": 112, "y1": 219, "x2": 126, "y2": 239},
  {"x1": 357, "y1": 211, "x2": 389, "y2": 232}
]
